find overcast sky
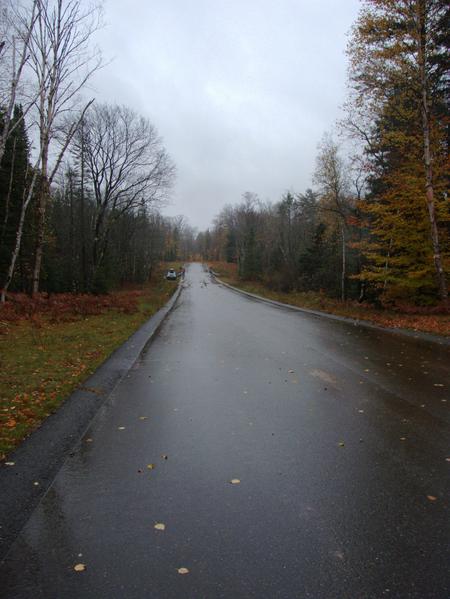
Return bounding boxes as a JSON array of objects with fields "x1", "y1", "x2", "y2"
[{"x1": 91, "y1": 0, "x2": 361, "y2": 230}]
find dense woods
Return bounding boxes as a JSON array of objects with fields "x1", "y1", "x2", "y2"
[
  {"x1": 198, "y1": 0, "x2": 449, "y2": 307},
  {"x1": 0, "y1": 0, "x2": 183, "y2": 299}
]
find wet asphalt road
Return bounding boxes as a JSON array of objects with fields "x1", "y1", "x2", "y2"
[{"x1": 1, "y1": 263, "x2": 449, "y2": 599}]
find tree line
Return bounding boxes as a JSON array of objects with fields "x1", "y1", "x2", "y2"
[
  {"x1": 0, "y1": 0, "x2": 183, "y2": 300},
  {"x1": 198, "y1": 0, "x2": 449, "y2": 307}
]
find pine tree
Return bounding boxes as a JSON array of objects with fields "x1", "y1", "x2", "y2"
[
  {"x1": 0, "y1": 105, "x2": 31, "y2": 288},
  {"x1": 347, "y1": 0, "x2": 449, "y2": 302}
]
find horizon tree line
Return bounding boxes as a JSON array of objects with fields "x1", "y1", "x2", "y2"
[{"x1": 197, "y1": 0, "x2": 449, "y2": 307}]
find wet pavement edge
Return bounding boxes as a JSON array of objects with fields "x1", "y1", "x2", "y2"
[{"x1": 0, "y1": 282, "x2": 183, "y2": 560}]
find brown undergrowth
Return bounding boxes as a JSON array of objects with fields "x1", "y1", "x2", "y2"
[
  {"x1": 0, "y1": 266, "x2": 178, "y2": 459},
  {"x1": 208, "y1": 261, "x2": 450, "y2": 338}
]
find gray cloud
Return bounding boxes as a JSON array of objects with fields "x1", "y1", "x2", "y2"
[{"x1": 91, "y1": 0, "x2": 361, "y2": 229}]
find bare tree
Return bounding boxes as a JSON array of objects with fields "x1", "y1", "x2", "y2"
[
  {"x1": 77, "y1": 103, "x2": 175, "y2": 289},
  {"x1": 0, "y1": 0, "x2": 39, "y2": 167},
  {"x1": 28, "y1": 0, "x2": 102, "y2": 294},
  {"x1": 313, "y1": 134, "x2": 352, "y2": 301}
]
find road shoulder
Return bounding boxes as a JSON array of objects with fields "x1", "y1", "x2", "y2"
[
  {"x1": 0, "y1": 283, "x2": 183, "y2": 561},
  {"x1": 212, "y1": 275, "x2": 450, "y2": 347}
]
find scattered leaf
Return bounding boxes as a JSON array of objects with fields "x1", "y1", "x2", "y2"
[
  {"x1": 5, "y1": 461, "x2": 15, "y2": 466},
  {"x1": 177, "y1": 567, "x2": 189, "y2": 575},
  {"x1": 147, "y1": 463, "x2": 155, "y2": 470},
  {"x1": 74, "y1": 563, "x2": 86, "y2": 572},
  {"x1": 154, "y1": 523, "x2": 165, "y2": 531},
  {"x1": 400, "y1": 437, "x2": 406, "y2": 441},
  {"x1": 118, "y1": 426, "x2": 125, "y2": 430},
  {"x1": 33, "y1": 481, "x2": 39, "y2": 486},
  {"x1": 358, "y1": 409, "x2": 364, "y2": 413},
  {"x1": 288, "y1": 369, "x2": 295, "y2": 373},
  {"x1": 338, "y1": 442, "x2": 345, "y2": 447},
  {"x1": 139, "y1": 416, "x2": 148, "y2": 420},
  {"x1": 85, "y1": 438, "x2": 93, "y2": 443},
  {"x1": 161, "y1": 454, "x2": 168, "y2": 460},
  {"x1": 433, "y1": 383, "x2": 444, "y2": 387},
  {"x1": 230, "y1": 478, "x2": 240, "y2": 484},
  {"x1": 310, "y1": 369, "x2": 337, "y2": 385},
  {"x1": 426, "y1": 495, "x2": 437, "y2": 502}
]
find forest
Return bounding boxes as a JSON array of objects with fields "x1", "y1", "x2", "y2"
[
  {"x1": 0, "y1": 0, "x2": 199, "y2": 301},
  {"x1": 0, "y1": 0, "x2": 449, "y2": 309},
  {"x1": 197, "y1": 1, "x2": 449, "y2": 308}
]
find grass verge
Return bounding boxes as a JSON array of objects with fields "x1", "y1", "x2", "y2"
[
  {"x1": 0, "y1": 268, "x2": 179, "y2": 459},
  {"x1": 208, "y1": 261, "x2": 450, "y2": 338}
]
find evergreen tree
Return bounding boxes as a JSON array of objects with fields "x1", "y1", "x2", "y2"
[
  {"x1": 347, "y1": 0, "x2": 450, "y2": 302},
  {"x1": 0, "y1": 105, "x2": 31, "y2": 289}
]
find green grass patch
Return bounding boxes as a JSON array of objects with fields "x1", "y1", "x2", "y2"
[{"x1": 0, "y1": 270, "x2": 178, "y2": 459}]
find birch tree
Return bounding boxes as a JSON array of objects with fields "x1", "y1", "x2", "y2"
[
  {"x1": 0, "y1": 0, "x2": 38, "y2": 167},
  {"x1": 27, "y1": 0, "x2": 101, "y2": 295},
  {"x1": 347, "y1": 0, "x2": 449, "y2": 302}
]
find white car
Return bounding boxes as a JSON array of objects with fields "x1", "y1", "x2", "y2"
[{"x1": 166, "y1": 268, "x2": 177, "y2": 280}]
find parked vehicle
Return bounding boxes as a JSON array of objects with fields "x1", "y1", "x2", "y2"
[{"x1": 166, "y1": 268, "x2": 177, "y2": 280}]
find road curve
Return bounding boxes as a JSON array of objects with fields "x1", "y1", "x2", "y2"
[{"x1": 1, "y1": 262, "x2": 449, "y2": 598}]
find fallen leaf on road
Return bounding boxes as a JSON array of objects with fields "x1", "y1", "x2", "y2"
[
  {"x1": 74, "y1": 564, "x2": 86, "y2": 572},
  {"x1": 5, "y1": 461, "x2": 15, "y2": 466},
  {"x1": 147, "y1": 464, "x2": 155, "y2": 470},
  {"x1": 85, "y1": 438, "x2": 93, "y2": 443},
  {"x1": 426, "y1": 495, "x2": 437, "y2": 502},
  {"x1": 358, "y1": 409, "x2": 364, "y2": 413},
  {"x1": 139, "y1": 416, "x2": 148, "y2": 420},
  {"x1": 338, "y1": 442, "x2": 345, "y2": 447},
  {"x1": 177, "y1": 568, "x2": 189, "y2": 575},
  {"x1": 154, "y1": 523, "x2": 165, "y2": 531},
  {"x1": 310, "y1": 369, "x2": 337, "y2": 385},
  {"x1": 230, "y1": 478, "x2": 241, "y2": 484},
  {"x1": 400, "y1": 437, "x2": 406, "y2": 441},
  {"x1": 433, "y1": 383, "x2": 444, "y2": 387},
  {"x1": 288, "y1": 369, "x2": 295, "y2": 373},
  {"x1": 118, "y1": 426, "x2": 125, "y2": 430},
  {"x1": 161, "y1": 454, "x2": 168, "y2": 460}
]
